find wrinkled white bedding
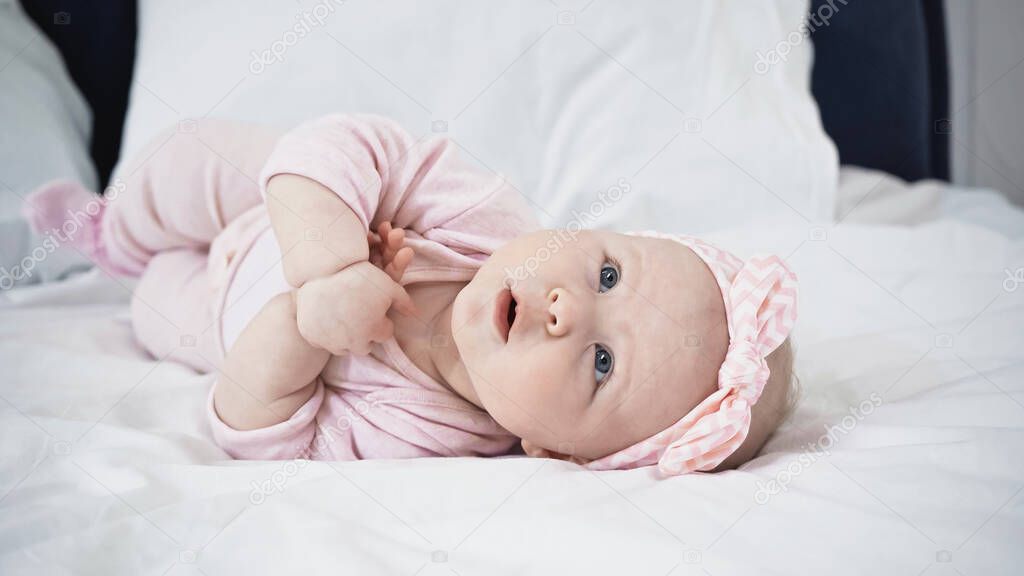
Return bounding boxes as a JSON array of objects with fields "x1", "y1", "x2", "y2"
[{"x1": 2, "y1": 171, "x2": 1023, "y2": 575}]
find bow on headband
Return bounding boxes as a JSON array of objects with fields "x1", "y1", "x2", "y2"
[{"x1": 581, "y1": 232, "x2": 799, "y2": 476}]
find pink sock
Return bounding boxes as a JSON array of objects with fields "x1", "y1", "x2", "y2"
[{"x1": 22, "y1": 180, "x2": 135, "y2": 276}]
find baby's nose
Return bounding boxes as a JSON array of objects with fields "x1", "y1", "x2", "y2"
[{"x1": 545, "y1": 288, "x2": 575, "y2": 337}]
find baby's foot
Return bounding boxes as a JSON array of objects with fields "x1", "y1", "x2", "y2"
[
  {"x1": 23, "y1": 179, "x2": 101, "y2": 240},
  {"x1": 21, "y1": 179, "x2": 124, "y2": 274}
]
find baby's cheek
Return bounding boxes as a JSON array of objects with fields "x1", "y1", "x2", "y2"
[
  {"x1": 485, "y1": 366, "x2": 558, "y2": 442},
  {"x1": 516, "y1": 362, "x2": 552, "y2": 397},
  {"x1": 512, "y1": 357, "x2": 565, "y2": 410}
]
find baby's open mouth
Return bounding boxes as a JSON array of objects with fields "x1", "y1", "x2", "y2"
[
  {"x1": 494, "y1": 288, "x2": 518, "y2": 342},
  {"x1": 507, "y1": 294, "x2": 518, "y2": 334}
]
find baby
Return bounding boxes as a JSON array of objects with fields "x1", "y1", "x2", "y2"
[{"x1": 26, "y1": 114, "x2": 798, "y2": 476}]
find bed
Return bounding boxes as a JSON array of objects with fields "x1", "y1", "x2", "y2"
[{"x1": 3, "y1": 1, "x2": 1022, "y2": 574}]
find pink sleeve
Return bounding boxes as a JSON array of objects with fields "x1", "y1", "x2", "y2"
[
  {"x1": 257, "y1": 113, "x2": 538, "y2": 242},
  {"x1": 206, "y1": 379, "x2": 324, "y2": 460}
]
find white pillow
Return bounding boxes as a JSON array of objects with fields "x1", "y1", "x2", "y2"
[
  {"x1": 119, "y1": 0, "x2": 837, "y2": 233},
  {"x1": 0, "y1": 0, "x2": 96, "y2": 290}
]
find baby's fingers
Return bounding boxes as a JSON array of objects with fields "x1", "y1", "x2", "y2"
[
  {"x1": 381, "y1": 226, "x2": 405, "y2": 264},
  {"x1": 384, "y1": 246, "x2": 413, "y2": 283},
  {"x1": 386, "y1": 227, "x2": 405, "y2": 252},
  {"x1": 377, "y1": 221, "x2": 392, "y2": 247}
]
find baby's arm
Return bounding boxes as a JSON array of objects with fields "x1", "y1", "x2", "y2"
[
  {"x1": 261, "y1": 117, "x2": 425, "y2": 352},
  {"x1": 214, "y1": 291, "x2": 328, "y2": 430},
  {"x1": 265, "y1": 171, "x2": 414, "y2": 355},
  {"x1": 262, "y1": 115, "x2": 427, "y2": 288},
  {"x1": 213, "y1": 174, "x2": 360, "y2": 429},
  {"x1": 265, "y1": 173, "x2": 367, "y2": 288},
  {"x1": 213, "y1": 231, "x2": 414, "y2": 431}
]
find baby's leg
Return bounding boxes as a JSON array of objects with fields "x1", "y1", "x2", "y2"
[
  {"x1": 24, "y1": 119, "x2": 281, "y2": 276},
  {"x1": 131, "y1": 248, "x2": 222, "y2": 372}
]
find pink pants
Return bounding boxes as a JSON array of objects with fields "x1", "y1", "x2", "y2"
[{"x1": 102, "y1": 120, "x2": 282, "y2": 372}]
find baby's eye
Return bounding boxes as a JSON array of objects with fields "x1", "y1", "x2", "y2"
[
  {"x1": 598, "y1": 262, "x2": 619, "y2": 293},
  {"x1": 594, "y1": 344, "x2": 614, "y2": 384}
]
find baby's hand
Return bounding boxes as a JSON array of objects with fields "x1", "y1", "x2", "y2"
[
  {"x1": 294, "y1": 258, "x2": 415, "y2": 356},
  {"x1": 367, "y1": 221, "x2": 414, "y2": 283}
]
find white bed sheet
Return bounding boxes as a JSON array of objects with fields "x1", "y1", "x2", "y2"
[{"x1": 2, "y1": 171, "x2": 1023, "y2": 575}]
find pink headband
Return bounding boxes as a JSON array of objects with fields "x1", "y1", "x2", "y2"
[{"x1": 582, "y1": 231, "x2": 798, "y2": 476}]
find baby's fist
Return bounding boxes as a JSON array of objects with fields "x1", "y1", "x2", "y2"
[{"x1": 294, "y1": 261, "x2": 415, "y2": 356}]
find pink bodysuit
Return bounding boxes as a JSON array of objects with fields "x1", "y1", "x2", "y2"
[{"x1": 28, "y1": 115, "x2": 540, "y2": 461}]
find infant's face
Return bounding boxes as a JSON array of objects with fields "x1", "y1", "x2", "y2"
[{"x1": 452, "y1": 230, "x2": 729, "y2": 460}]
